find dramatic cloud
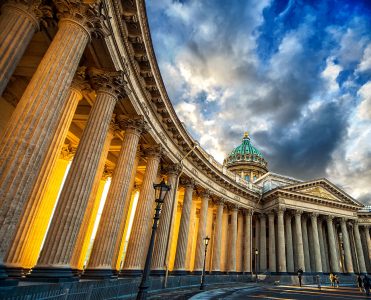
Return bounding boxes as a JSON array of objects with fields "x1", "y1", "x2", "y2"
[{"x1": 147, "y1": 0, "x2": 371, "y2": 202}]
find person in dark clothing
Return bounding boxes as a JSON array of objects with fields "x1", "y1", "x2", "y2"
[
  {"x1": 297, "y1": 268, "x2": 304, "y2": 287},
  {"x1": 357, "y1": 275, "x2": 363, "y2": 293},
  {"x1": 363, "y1": 275, "x2": 370, "y2": 296}
]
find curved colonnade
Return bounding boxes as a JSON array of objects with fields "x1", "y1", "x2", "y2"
[{"x1": 0, "y1": 0, "x2": 369, "y2": 285}]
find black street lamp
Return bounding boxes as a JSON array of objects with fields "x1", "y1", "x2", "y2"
[
  {"x1": 254, "y1": 249, "x2": 259, "y2": 283},
  {"x1": 200, "y1": 236, "x2": 210, "y2": 290},
  {"x1": 136, "y1": 179, "x2": 171, "y2": 300}
]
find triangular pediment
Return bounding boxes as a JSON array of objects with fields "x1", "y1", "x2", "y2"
[{"x1": 297, "y1": 186, "x2": 340, "y2": 201}]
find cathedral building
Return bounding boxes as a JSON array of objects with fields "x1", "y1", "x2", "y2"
[{"x1": 0, "y1": 0, "x2": 369, "y2": 297}]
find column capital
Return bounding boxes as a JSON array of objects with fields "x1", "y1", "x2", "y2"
[
  {"x1": 88, "y1": 67, "x2": 127, "y2": 100},
  {"x1": 180, "y1": 177, "x2": 195, "y2": 189},
  {"x1": 117, "y1": 114, "x2": 148, "y2": 135},
  {"x1": 102, "y1": 165, "x2": 114, "y2": 180},
  {"x1": 54, "y1": 0, "x2": 110, "y2": 40},
  {"x1": 108, "y1": 120, "x2": 120, "y2": 136},
  {"x1": 243, "y1": 208, "x2": 254, "y2": 215},
  {"x1": 162, "y1": 163, "x2": 182, "y2": 176},
  {"x1": 326, "y1": 215, "x2": 335, "y2": 222},
  {"x1": 199, "y1": 189, "x2": 211, "y2": 200},
  {"x1": 70, "y1": 66, "x2": 91, "y2": 93},
  {"x1": 143, "y1": 144, "x2": 164, "y2": 160},
  {"x1": 294, "y1": 209, "x2": 303, "y2": 216},
  {"x1": 229, "y1": 203, "x2": 239, "y2": 212},
  {"x1": 59, "y1": 143, "x2": 77, "y2": 161},
  {"x1": 310, "y1": 212, "x2": 319, "y2": 220},
  {"x1": 267, "y1": 210, "x2": 275, "y2": 217},
  {"x1": 275, "y1": 206, "x2": 286, "y2": 215},
  {"x1": 3, "y1": 0, "x2": 52, "y2": 30}
]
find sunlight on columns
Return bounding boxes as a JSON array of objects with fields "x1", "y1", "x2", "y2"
[
  {"x1": 188, "y1": 202, "x2": 199, "y2": 271},
  {"x1": 206, "y1": 206, "x2": 214, "y2": 271},
  {"x1": 23, "y1": 159, "x2": 71, "y2": 268},
  {"x1": 168, "y1": 202, "x2": 182, "y2": 271}
]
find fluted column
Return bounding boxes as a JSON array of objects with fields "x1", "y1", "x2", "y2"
[
  {"x1": 277, "y1": 207, "x2": 286, "y2": 273},
  {"x1": 5, "y1": 73, "x2": 87, "y2": 274},
  {"x1": 122, "y1": 146, "x2": 162, "y2": 274},
  {"x1": 83, "y1": 116, "x2": 146, "y2": 278},
  {"x1": 285, "y1": 213, "x2": 294, "y2": 272},
  {"x1": 228, "y1": 206, "x2": 238, "y2": 273},
  {"x1": 294, "y1": 210, "x2": 305, "y2": 271},
  {"x1": 325, "y1": 216, "x2": 340, "y2": 273},
  {"x1": 210, "y1": 199, "x2": 223, "y2": 273},
  {"x1": 301, "y1": 215, "x2": 311, "y2": 272},
  {"x1": 173, "y1": 179, "x2": 195, "y2": 274},
  {"x1": 243, "y1": 209, "x2": 252, "y2": 273},
  {"x1": 193, "y1": 191, "x2": 210, "y2": 272},
  {"x1": 365, "y1": 226, "x2": 371, "y2": 269},
  {"x1": 0, "y1": 0, "x2": 52, "y2": 96},
  {"x1": 31, "y1": 69, "x2": 124, "y2": 280},
  {"x1": 340, "y1": 218, "x2": 353, "y2": 273},
  {"x1": 354, "y1": 221, "x2": 367, "y2": 274},
  {"x1": 0, "y1": 1, "x2": 108, "y2": 277},
  {"x1": 268, "y1": 211, "x2": 276, "y2": 273},
  {"x1": 310, "y1": 213, "x2": 323, "y2": 273},
  {"x1": 151, "y1": 164, "x2": 181, "y2": 273},
  {"x1": 259, "y1": 214, "x2": 267, "y2": 272},
  {"x1": 236, "y1": 211, "x2": 243, "y2": 272}
]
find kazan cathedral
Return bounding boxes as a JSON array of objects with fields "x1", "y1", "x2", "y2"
[{"x1": 0, "y1": 0, "x2": 370, "y2": 298}]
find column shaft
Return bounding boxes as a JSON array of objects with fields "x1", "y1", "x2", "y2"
[
  {"x1": 173, "y1": 181, "x2": 195, "y2": 272},
  {"x1": 326, "y1": 216, "x2": 340, "y2": 273},
  {"x1": 277, "y1": 209, "x2": 286, "y2": 273},
  {"x1": 310, "y1": 214, "x2": 323, "y2": 273},
  {"x1": 301, "y1": 216, "x2": 311, "y2": 272},
  {"x1": 259, "y1": 214, "x2": 267, "y2": 272},
  {"x1": 122, "y1": 149, "x2": 161, "y2": 273},
  {"x1": 285, "y1": 214, "x2": 294, "y2": 272},
  {"x1": 84, "y1": 122, "x2": 144, "y2": 276},
  {"x1": 228, "y1": 208, "x2": 238, "y2": 272},
  {"x1": 354, "y1": 223, "x2": 367, "y2": 273},
  {"x1": 193, "y1": 192, "x2": 210, "y2": 272},
  {"x1": 340, "y1": 219, "x2": 353, "y2": 273},
  {"x1": 243, "y1": 210, "x2": 252, "y2": 273},
  {"x1": 211, "y1": 201, "x2": 223, "y2": 273},
  {"x1": 294, "y1": 211, "x2": 305, "y2": 271},
  {"x1": 0, "y1": 18, "x2": 91, "y2": 267},
  {"x1": 268, "y1": 212, "x2": 276, "y2": 273},
  {"x1": 236, "y1": 212, "x2": 243, "y2": 272}
]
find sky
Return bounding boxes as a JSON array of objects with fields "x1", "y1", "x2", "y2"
[{"x1": 146, "y1": 0, "x2": 371, "y2": 204}]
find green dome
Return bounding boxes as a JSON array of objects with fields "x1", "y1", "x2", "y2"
[{"x1": 230, "y1": 133, "x2": 264, "y2": 158}]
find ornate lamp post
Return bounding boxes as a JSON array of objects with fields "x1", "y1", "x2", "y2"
[
  {"x1": 200, "y1": 236, "x2": 210, "y2": 290},
  {"x1": 255, "y1": 249, "x2": 259, "y2": 283},
  {"x1": 136, "y1": 179, "x2": 171, "y2": 300}
]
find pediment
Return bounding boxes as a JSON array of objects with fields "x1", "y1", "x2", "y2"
[{"x1": 297, "y1": 186, "x2": 340, "y2": 201}]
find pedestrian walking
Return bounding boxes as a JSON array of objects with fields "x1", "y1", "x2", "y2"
[
  {"x1": 357, "y1": 275, "x2": 364, "y2": 293},
  {"x1": 335, "y1": 275, "x2": 340, "y2": 288},
  {"x1": 363, "y1": 275, "x2": 370, "y2": 296},
  {"x1": 297, "y1": 268, "x2": 303, "y2": 287},
  {"x1": 329, "y1": 273, "x2": 335, "y2": 287},
  {"x1": 316, "y1": 275, "x2": 321, "y2": 290}
]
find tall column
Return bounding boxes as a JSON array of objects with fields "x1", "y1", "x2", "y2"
[
  {"x1": 228, "y1": 206, "x2": 238, "y2": 273},
  {"x1": 236, "y1": 211, "x2": 243, "y2": 272},
  {"x1": 151, "y1": 164, "x2": 181, "y2": 274},
  {"x1": 0, "y1": 0, "x2": 52, "y2": 96},
  {"x1": 340, "y1": 218, "x2": 353, "y2": 273},
  {"x1": 0, "y1": 1, "x2": 108, "y2": 278},
  {"x1": 268, "y1": 211, "x2": 276, "y2": 273},
  {"x1": 318, "y1": 219, "x2": 327, "y2": 272},
  {"x1": 30, "y1": 69, "x2": 124, "y2": 280},
  {"x1": 364, "y1": 226, "x2": 371, "y2": 271},
  {"x1": 285, "y1": 213, "x2": 294, "y2": 272},
  {"x1": 259, "y1": 214, "x2": 267, "y2": 272},
  {"x1": 354, "y1": 221, "x2": 367, "y2": 274},
  {"x1": 243, "y1": 209, "x2": 252, "y2": 273},
  {"x1": 326, "y1": 216, "x2": 340, "y2": 273},
  {"x1": 277, "y1": 207, "x2": 286, "y2": 273},
  {"x1": 193, "y1": 191, "x2": 210, "y2": 272},
  {"x1": 5, "y1": 73, "x2": 87, "y2": 274},
  {"x1": 310, "y1": 213, "x2": 323, "y2": 273},
  {"x1": 294, "y1": 210, "x2": 305, "y2": 271},
  {"x1": 173, "y1": 179, "x2": 196, "y2": 274},
  {"x1": 121, "y1": 146, "x2": 162, "y2": 275},
  {"x1": 83, "y1": 116, "x2": 146, "y2": 278},
  {"x1": 301, "y1": 215, "x2": 311, "y2": 272},
  {"x1": 211, "y1": 199, "x2": 224, "y2": 273}
]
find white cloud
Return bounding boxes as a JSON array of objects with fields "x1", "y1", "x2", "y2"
[{"x1": 357, "y1": 81, "x2": 371, "y2": 120}]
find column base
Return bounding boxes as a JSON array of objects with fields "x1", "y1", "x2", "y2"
[
  {"x1": 82, "y1": 268, "x2": 118, "y2": 280},
  {"x1": 26, "y1": 266, "x2": 79, "y2": 282},
  {"x1": 191, "y1": 270, "x2": 202, "y2": 275},
  {"x1": 226, "y1": 271, "x2": 239, "y2": 275},
  {"x1": 119, "y1": 269, "x2": 143, "y2": 277},
  {"x1": 210, "y1": 271, "x2": 222, "y2": 275},
  {"x1": 171, "y1": 270, "x2": 191, "y2": 276},
  {"x1": 150, "y1": 270, "x2": 166, "y2": 276}
]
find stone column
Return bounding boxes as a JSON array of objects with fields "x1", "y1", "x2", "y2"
[
  {"x1": 277, "y1": 207, "x2": 286, "y2": 273},
  {"x1": 211, "y1": 199, "x2": 224, "y2": 273},
  {"x1": 259, "y1": 214, "x2": 267, "y2": 272},
  {"x1": 151, "y1": 164, "x2": 181, "y2": 274},
  {"x1": 364, "y1": 226, "x2": 371, "y2": 270},
  {"x1": 301, "y1": 215, "x2": 311, "y2": 272},
  {"x1": 121, "y1": 146, "x2": 162, "y2": 275},
  {"x1": 354, "y1": 221, "x2": 367, "y2": 274},
  {"x1": 30, "y1": 69, "x2": 124, "y2": 280},
  {"x1": 228, "y1": 206, "x2": 238, "y2": 273},
  {"x1": 340, "y1": 218, "x2": 353, "y2": 273},
  {"x1": 173, "y1": 179, "x2": 196, "y2": 274},
  {"x1": 310, "y1": 213, "x2": 323, "y2": 273},
  {"x1": 236, "y1": 211, "x2": 244, "y2": 272},
  {"x1": 318, "y1": 219, "x2": 327, "y2": 272},
  {"x1": 83, "y1": 116, "x2": 146, "y2": 278},
  {"x1": 243, "y1": 209, "x2": 252, "y2": 273},
  {"x1": 326, "y1": 215, "x2": 340, "y2": 273},
  {"x1": 5, "y1": 72, "x2": 87, "y2": 274},
  {"x1": 193, "y1": 191, "x2": 210, "y2": 272},
  {"x1": 0, "y1": 1, "x2": 108, "y2": 277},
  {"x1": 285, "y1": 213, "x2": 294, "y2": 272},
  {"x1": 0, "y1": 0, "x2": 52, "y2": 96},
  {"x1": 294, "y1": 210, "x2": 305, "y2": 271},
  {"x1": 268, "y1": 211, "x2": 276, "y2": 273}
]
